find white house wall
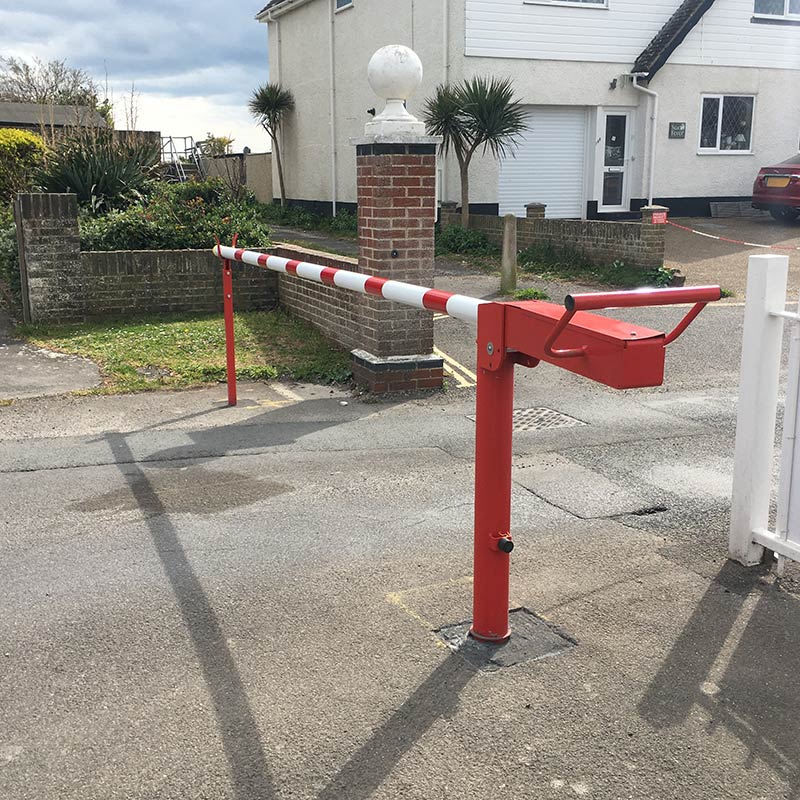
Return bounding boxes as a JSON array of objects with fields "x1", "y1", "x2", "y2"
[
  {"x1": 267, "y1": 0, "x2": 799, "y2": 214},
  {"x1": 465, "y1": 0, "x2": 686, "y2": 63},
  {"x1": 670, "y1": 0, "x2": 800, "y2": 71},
  {"x1": 650, "y1": 63, "x2": 799, "y2": 198},
  {"x1": 268, "y1": 0, "x2": 449, "y2": 206},
  {"x1": 268, "y1": 1, "x2": 332, "y2": 204},
  {"x1": 465, "y1": 0, "x2": 800, "y2": 71}
]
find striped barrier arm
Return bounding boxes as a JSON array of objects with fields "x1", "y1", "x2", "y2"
[{"x1": 212, "y1": 245, "x2": 487, "y2": 324}]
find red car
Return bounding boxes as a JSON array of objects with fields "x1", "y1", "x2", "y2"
[{"x1": 753, "y1": 154, "x2": 800, "y2": 223}]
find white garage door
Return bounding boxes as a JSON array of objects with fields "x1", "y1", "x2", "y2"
[{"x1": 498, "y1": 106, "x2": 588, "y2": 219}]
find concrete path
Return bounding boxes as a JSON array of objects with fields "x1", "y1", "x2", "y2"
[
  {"x1": 0, "y1": 309, "x2": 99, "y2": 401},
  {"x1": 2, "y1": 287, "x2": 799, "y2": 798}
]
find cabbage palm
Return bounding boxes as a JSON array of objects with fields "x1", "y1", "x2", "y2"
[
  {"x1": 424, "y1": 76, "x2": 526, "y2": 227},
  {"x1": 248, "y1": 83, "x2": 295, "y2": 207}
]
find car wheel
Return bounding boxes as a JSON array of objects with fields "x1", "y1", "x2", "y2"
[{"x1": 769, "y1": 207, "x2": 800, "y2": 224}]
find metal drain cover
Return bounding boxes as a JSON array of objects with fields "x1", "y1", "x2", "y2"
[
  {"x1": 469, "y1": 407, "x2": 587, "y2": 432},
  {"x1": 436, "y1": 608, "x2": 577, "y2": 671}
]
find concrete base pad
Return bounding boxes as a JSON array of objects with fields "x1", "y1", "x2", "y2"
[{"x1": 436, "y1": 608, "x2": 577, "y2": 671}]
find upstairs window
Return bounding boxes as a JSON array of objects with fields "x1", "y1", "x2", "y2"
[
  {"x1": 335, "y1": 0, "x2": 353, "y2": 9},
  {"x1": 699, "y1": 95, "x2": 755, "y2": 153},
  {"x1": 524, "y1": 0, "x2": 607, "y2": 7},
  {"x1": 754, "y1": 0, "x2": 800, "y2": 18}
]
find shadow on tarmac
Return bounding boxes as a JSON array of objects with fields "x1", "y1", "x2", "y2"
[
  {"x1": 145, "y1": 397, "x2": 388, "y2": 466},
  {"x1": 317, "y1": 653, "x2": 479, "y2": 800},
  {"x1": 96, "y1": 396, "x2": 399, "y2": 798},
  {"x1": 106, "y1": 431, "x2": 279, "y2": 800},
  {"x1": 638, "y1": 560, "x2": 800, "y2": 796}
]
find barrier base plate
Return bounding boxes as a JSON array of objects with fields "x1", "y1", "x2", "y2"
[{"x1": 435, "y1": 607, "x2": 577, "y2": 671}]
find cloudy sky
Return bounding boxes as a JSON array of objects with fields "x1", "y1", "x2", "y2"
[{"x1": 0, "y1": 0, "x2": 272, "y2": 152}]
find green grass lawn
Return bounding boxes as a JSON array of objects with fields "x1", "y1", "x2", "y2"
[{"x1": 17, "y1": 310, "x2": 352, "y2": 394}]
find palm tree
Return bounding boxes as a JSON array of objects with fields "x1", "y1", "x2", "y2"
[
  {"x1": 248, "y1": 83, "x2": 295, "y2": 207},
  {"x1": 424, "y1": 77, "x2": 526, "y2": 227}
]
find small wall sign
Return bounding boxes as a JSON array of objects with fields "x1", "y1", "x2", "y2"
[
  {"x1": 669, "y1": 122, "x2": 686, "y2": 140},
  {"x1": 652, "y1": 211, "x2": 668, "y2": 225}
]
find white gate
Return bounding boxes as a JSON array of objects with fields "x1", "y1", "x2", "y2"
[{"x1": 730, "y1": 253, "x2": 800, "y2": 570}]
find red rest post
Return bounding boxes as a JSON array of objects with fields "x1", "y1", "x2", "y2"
[{"x1": 220, "y1": 235, "x2": 238, "y2": 407}]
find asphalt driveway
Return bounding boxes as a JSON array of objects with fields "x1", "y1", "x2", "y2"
[{"x1": 665, "y1": 215, "x2": 800, "y2": 298}]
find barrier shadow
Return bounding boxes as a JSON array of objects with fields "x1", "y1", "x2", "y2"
[
  {"x1": 93, "y1": 396, "x2": 401, "y2": 797},
  {"x1": 317, "y1": 652, "x2": 478, "y2": 800},
  {"x1": 638, "y1": 560, "x2": 800, "y2": 794},
  {"x1": 106, "y1": 432, "x2": 278, "y2": 800},
  {"x1": 145, "y1": 397, "x2": 395, "y2": 466}
]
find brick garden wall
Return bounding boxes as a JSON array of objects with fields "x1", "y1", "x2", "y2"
[
  {"x1": 272, "y1": 244, "x2": 364, "y2": 350},
  {"x1": 14, "y1": 193, "x2": 277, "y2": 323},
  {"x1": 440, "y1": 209, "x2": 665, "y2": 270},
  {"x1": 81, "y1": 250, "x2": 277, "y2": 318}
]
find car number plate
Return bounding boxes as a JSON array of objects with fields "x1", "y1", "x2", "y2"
[{"x1": 766, "y1": 176, "x2": 791, "y2": 188}]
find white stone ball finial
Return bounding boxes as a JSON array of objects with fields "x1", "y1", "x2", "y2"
[{"x1": 365, "y1": 45, "x2": 425, "y2": 137}]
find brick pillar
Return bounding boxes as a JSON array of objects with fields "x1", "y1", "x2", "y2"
[
  {"x1": 351, "y1": 136, "x2": 445, "y2": 393},
  {"x1": 13, "y1": 193, "x2": 84, "y2": 323},
  {"x1": 640, "y1": 205, "x2": 669, "y2": 268}
]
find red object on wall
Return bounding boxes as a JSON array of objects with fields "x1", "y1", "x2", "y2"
[{"x1": 652, "y1": 210, "x2": 668, "y2": 224}]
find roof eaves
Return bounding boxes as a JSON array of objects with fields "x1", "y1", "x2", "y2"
[
  {"x1": 632, "y1": 0, "x2": 716, "y2": 80},
  {"x1": 255, "y1": 0, "x2": 311, "y2": 20}
]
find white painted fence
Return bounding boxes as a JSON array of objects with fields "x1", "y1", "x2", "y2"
[{"x1": 730, "y1": 254, "x2": 800, "y2": 571}]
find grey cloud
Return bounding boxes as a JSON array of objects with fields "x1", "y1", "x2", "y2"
[{"x1": 0, "y1": 1, "x2": 268, "y2": 103}]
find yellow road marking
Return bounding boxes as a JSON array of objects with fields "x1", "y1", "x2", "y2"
[
  {"x1": 434, "y1": 346, "x2": 477, "y2": 387},
  {"x1": 386, "y1": 576, "x2": 475, "y2": 649}
]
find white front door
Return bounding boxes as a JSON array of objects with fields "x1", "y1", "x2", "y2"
[{"x1": 598, "y1": 111, "x2": 630, "y2": 212}]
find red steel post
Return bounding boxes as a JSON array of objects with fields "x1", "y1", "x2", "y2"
[
  {"x1": 222, "y1": 256, "x2": 237, "y2": 407},
  {"x1": 471, "y1": 353, "x2": 516, "y2": 642}
]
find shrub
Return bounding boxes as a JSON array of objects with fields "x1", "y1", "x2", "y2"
[
  {"x1": 0, "y1": 205, "x2": 20, "y2": 301},
  {"x1": 258, "y1": 202, "x2": 358, "y2": 236},
  {"x1": 327, "y1": 208, "x2": 357, "y2": 235},
  {"x1": 513, "y1": 288, "x2": 548, "y2": 301},
  {"x1": 0, "y1": 128, "x2": 46, "y2": 201},
  {"x1": 79, "y1": 178, "x2": 271, "y2": 251},
  {"x1": 435, "y1": 225, "x2": 497, "y2": 256},
  {"x1": 38, "y1": 129, "x2": 160, "y2": 212}
]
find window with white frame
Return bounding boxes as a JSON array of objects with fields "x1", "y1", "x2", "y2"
[
  {"x1": 335, "y1": 0, "x2": 352, "y2": 9},
  {"x1": 524, "y1": 0, "x2": 607, "y2": 7},
  {"x1": 699, "y1": 95, "x2": 755, "y2": 153},
  {"x1": 754, "y1": 0, "x2": 800, "y2": 18}
]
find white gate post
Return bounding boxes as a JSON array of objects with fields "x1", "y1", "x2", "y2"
[{"x1": 729, "y1": 254, "x2": 789, "y2": 565}]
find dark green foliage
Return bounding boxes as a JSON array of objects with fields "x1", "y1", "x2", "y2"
[
  {"x1": 248, "y1": 83, "x2": 295, "y2": 207},
  {"x1": 513, "y1": 288, "x2": 549, "y2": 301},
  {"x1": 79, "y1": 178, "x2": 271, "y2": 251},
  {"x1": 38, "y1": 130, "x2": 160, "y2": 212},
  {"x1": 435, "y1": 225, "x2": 497, "y2": 256},
  {"x1": 327, "y1": 209, "x2": 358, "y2": 234},
  {"x1": 518, "y1": 242, "x2": 676, "y2": 288},
  {"x1": 424, "y1": 77, "x2": 525, "y2": 225},
  {"x1": 259, "y1": 203, "x2": 358, "y2": 236},
  {"x1": 0, "y1": 205, "x2": 20, "y2": 300}
]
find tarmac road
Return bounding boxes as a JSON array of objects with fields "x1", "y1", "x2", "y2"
[{"x1": 4, "y1": 258, "x2": 800, "y2": 798}]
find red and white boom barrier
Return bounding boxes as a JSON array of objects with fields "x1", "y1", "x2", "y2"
[
  {"x1": 214, "y1": 242, "x2": 720, "y2": 643},
  {"x1": 213, "y1": 245, "x2": 486, "y2": 323}
]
